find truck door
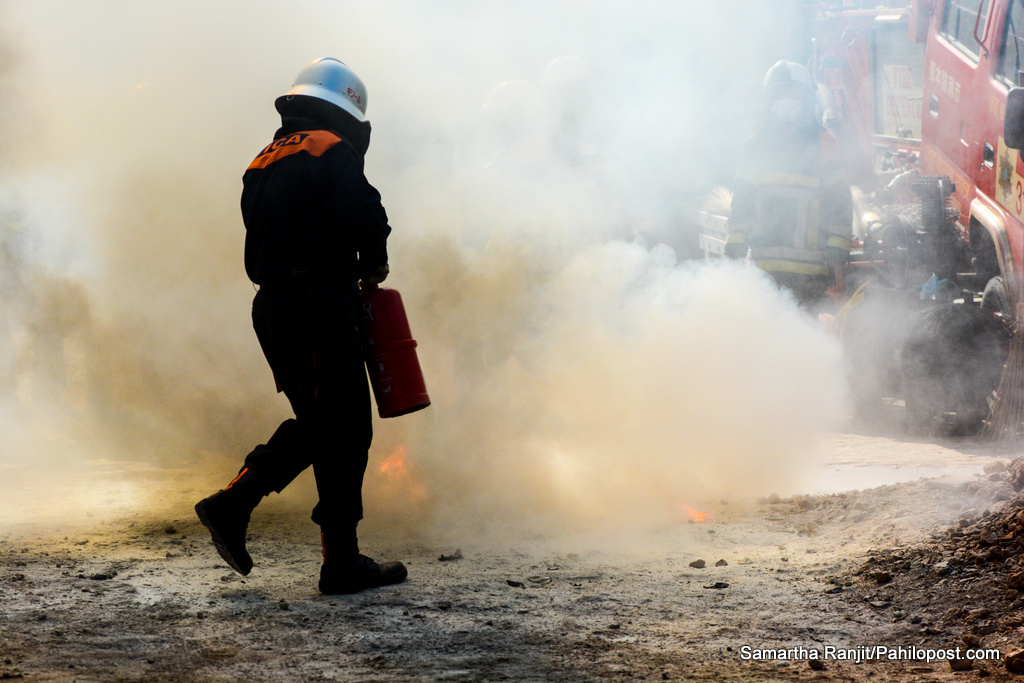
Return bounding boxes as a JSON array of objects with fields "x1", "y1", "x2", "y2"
[
  {"x1": 922, "y1": 0, "x2": 993, "y2": 219},
  {"x1": 989, "y1": 0, "x2": 1024, "y2": 281},
  {"x1": 993, "y1": 0, "x2": 1024, "y2": 218}
]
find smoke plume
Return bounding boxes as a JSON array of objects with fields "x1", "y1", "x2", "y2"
[{"x1": 0, "y1": 0, "x2": 843, "y2": 538}]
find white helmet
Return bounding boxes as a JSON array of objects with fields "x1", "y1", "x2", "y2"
[
  {"x1": 762, "y1": 60, "x2": 814, "y2": 97},
  {"x1": 279, "y1": 57, "x2": 368, "y2": 122}
]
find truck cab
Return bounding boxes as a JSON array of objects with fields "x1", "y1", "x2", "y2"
[
  {"x1": 917, "y1": 0, "x2": 1023, "y2": 312},
  {"x1": 698, "y1": 1, "x2": 1024, "y2": 432},
  {"x1": 701, "y1": 1, "x2": 1024, "y2": 315},
  {"x1": 808, "y1": 0, "x2": 1024, "y2": 313}
]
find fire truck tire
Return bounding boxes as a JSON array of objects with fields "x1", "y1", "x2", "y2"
[
  {"x1": 981, "y1": 276, "x2": 1011, "y2": 319},
  {"x1": 901, "y1": 303, "x2": 1010, "y2": 435},
  {"x1": 903, "y1": 393, "x2": 937, "y2": 433}
]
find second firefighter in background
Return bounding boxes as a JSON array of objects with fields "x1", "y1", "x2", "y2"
[{"x1": 726, "y1": 60, "x2": 853, "y2": 309}]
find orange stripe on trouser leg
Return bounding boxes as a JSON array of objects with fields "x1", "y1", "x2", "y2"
[
  {"x1": 321, "y1": 530, "x2": 327, "y2": 561},
  {"x1": 224, "y1": 467, "x2": 249, "y2": 490}
]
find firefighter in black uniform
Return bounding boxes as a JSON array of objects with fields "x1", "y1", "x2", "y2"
[{"x1": 195, "y1": 57, "x2": 407, "y2": 594}]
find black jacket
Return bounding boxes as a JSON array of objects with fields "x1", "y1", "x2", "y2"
[{"x1": 241, "y1": 119, "x2": 391, "y2": 288}]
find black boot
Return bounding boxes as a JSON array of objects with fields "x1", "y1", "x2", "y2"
[
  {"x1": 194, "y1": 467, "x2": 267, "y2": 576},
  {"x1": 317, "y1": 524, "x2": 407, "y2": 595}
]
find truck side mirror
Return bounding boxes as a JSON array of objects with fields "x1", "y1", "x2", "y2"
[{"x1": 1006, "y1": 88, "x2": 1024, "y2": 150}]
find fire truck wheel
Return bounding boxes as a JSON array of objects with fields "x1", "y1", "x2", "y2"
[
  {"x1": 903, "y1": 392, "x2": 939, "y2": 433},
  {"x1": 901, "y1": 303, "x2": 1010, "y2": 436},
  {"x1": 981, "y1": 276, "x2": 1011, "y2": 320}
]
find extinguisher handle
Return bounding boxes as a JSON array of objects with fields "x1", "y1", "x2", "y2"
[
  {"x1": 358, "y1": 280, "x2": 380, "y2": 294},
  {"x1": 362, "y1": 264, "x2": 390, "y2": 286}
]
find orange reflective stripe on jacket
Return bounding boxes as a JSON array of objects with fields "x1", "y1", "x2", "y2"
[{"x1": 246, "y1": 130, "x2": 342, "y2": 171}]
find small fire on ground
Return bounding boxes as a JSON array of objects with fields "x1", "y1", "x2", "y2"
[
  {"x1": 680, "y1": 503, "x2": 710, "y2": 523},
  {"x1": 380, "y1": 445, "x2": 412, "y2": 477},
  {"x1": 376, "y1": 444, "x2": 429, "y2": 507}
]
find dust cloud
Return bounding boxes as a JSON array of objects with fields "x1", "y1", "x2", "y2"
[{"x1": 0, "y1": 1, "x2": 845, "y2": 540}]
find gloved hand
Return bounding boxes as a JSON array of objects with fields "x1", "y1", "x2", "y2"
[
  {"x1": 363, "y1": 264, "x2": 390, "y2": 285},
  {"x1": 824, "y1": 246, "x2": 849, "y2": 267}
]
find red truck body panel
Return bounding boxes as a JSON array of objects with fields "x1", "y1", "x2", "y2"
[{"x1": 811, "y1": 0, "x2": 1024, "y2": 295}]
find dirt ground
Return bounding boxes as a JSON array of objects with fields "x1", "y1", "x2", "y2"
[{"x1": 5, "y1": 425, "x2": 1024, "y2": 682}]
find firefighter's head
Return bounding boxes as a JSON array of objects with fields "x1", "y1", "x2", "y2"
[
  {"x1": 762, "y1": 60, "x2": 816, "y2": 126},
  {"x1": 275, "y1": 57, "x2": 372, "y2": 154}
]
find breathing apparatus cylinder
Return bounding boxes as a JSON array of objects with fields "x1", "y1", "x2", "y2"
[{"x1": 356, "y1": 284, "x2": 430, "y2": 418}]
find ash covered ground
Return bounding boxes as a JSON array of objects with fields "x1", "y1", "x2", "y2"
[{"x1": 3, "y1": 430, "x2": 1024, "y2": 682}]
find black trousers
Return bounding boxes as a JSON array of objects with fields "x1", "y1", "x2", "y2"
[{"x1": 242, "y1": 286, "x2": 372, "y2": 527}]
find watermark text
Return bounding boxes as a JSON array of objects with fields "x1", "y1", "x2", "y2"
[{"x1": 739, "y1": 645, "x2": 1002, "y2": 665}]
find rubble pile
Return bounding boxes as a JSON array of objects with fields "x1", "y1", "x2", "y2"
[{"x1": 841, "y1": 458, "x2": 1024, "y2": 670}]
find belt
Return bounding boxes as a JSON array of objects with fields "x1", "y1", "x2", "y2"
[{"x1": 256, "y1": 268, "x2": 356, "y2": 295}]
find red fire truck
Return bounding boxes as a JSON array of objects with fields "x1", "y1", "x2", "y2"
[
  {"x1": 813, "y1": 0, "x2": 1024, "y2": 312},
  {"x1": 702, "y1": 0, "x2": 1024, "y2": 431}
]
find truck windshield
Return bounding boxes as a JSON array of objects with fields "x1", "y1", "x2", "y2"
[
  {"x1": 941, "y1": 0, "x2": 993, "y2": 60},
  {"x1": 998, "y1": 0, "x2": 1024, "y2": 85}
]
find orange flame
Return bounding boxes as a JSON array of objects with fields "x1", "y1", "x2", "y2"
[
  {"x1": 376, "y1": 444, "x2": 429, "y2": 507},
  {"x1": 380, "y1": 445, "x2": 410, "y2": 478},
  {"x1": 680, "y1": 503, "x2": 710, "y2": 523}
]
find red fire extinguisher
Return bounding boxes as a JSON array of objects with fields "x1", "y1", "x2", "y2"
[{"x1": 356, "y1": 283, "x2": 431, "y2": 418}]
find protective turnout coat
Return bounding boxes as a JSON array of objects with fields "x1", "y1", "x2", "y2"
[
  {"x1": 727, "y1": 124, "x2": 852, "y2": 279},
  {"x1": 238, "y1": 119, "x2": 392, "y2": 527},
  {"x1": 242, "y1": 121, "x2": 391, "y2": 291}
]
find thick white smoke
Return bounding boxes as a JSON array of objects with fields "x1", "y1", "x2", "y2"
[
  {"x1": 375, "y1": 234, "x2": 847, "y2": 540},
  {"x1": 0, "y1": 0, "x2": 842, "y2": 537}
]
